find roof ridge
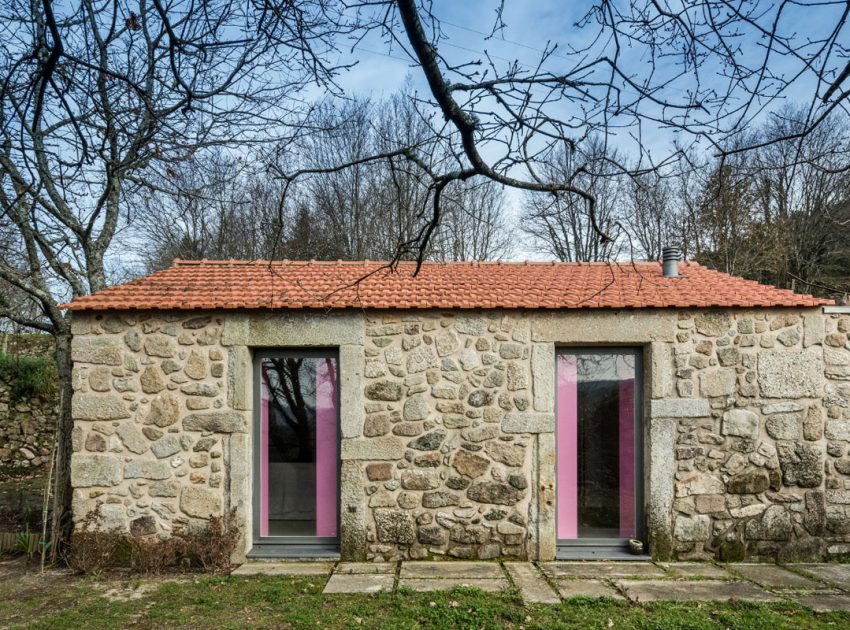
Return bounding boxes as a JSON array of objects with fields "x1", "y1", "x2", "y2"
[{"x1": 170, "y1": 258, "x2": 673, "y2": 267}]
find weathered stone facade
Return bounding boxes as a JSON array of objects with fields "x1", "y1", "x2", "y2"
[{"x1": 69, "y1": 305, "x2": 850, "y2": 562}]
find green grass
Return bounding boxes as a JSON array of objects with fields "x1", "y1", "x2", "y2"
[{"x1": 0, "y1": 572, "x2": 848, "y2": 629}]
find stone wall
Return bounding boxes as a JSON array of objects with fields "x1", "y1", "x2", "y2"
[
  {"x1": 69, "y1": 305, "x2": 850, "y2": 562},
  {"x1": 358, "y1": 312, "x2": 548, "y2": 561},
  {"x1": 0, "y1": 334, "x2": 57, "y2": 474},
  {"x1": 69, "y1": 313, "x2": 246, "y2": 540},
  {"x1": 669, "y1": 310, "x2": 850, "y2": 561}
]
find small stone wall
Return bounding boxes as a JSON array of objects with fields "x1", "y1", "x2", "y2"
[
  {"x1": 0, "y1": 334, "x2": 57, "y2": 473},
  {"x1": 69, "y1": 314, "x2": 246, "y2": 539}
]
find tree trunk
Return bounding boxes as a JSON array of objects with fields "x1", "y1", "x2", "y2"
[{"x1": 50, "y1": 329, "x2": 74, "y2": 558}]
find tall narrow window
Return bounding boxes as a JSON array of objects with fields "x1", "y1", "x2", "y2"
[
  {"x1": 557, "y1": 349, "x2": 641, "y2": 543},
  {"x1": 257, "y1": 352, "x2": 338, "y2": 540}
]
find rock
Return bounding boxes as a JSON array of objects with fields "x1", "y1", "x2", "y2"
[
  {"x1": 72, "y1": 394, "x2": 130, "y2": 420},
  {"x1": 84, "y1": 432, "x2": 107, "y2": 452},
  {"x1": 505, "y1": 363, "x2": 528, "y2": 391},
  {"x1": 124, "y1": 330, "x2": 143, "y2": 352},
  {"x1": 745, "y1": 505, "x2": 792, "y2": 541},
  {"x1": 182, "y1": 412, "x2": 246, "y2": 433},
  {"x1": 467, "y1": 390, "x2": 493, "y2": 408},
  {"x1": 116, "y1": 423, "x2": 148, "y2": 454},
  {"x1": 408, "y1": 430, "x2": 446, "y2": 451},
  {"x1": 140, "y1": 366, "x2": 167, "y2": 394},
  {"x1": 694, "y1": 312, "x2": 732, "y2": 337},
  {"x1": 483, "y1": 370, "x2": 505, "y2": 388},
  {"x1": 758, "y1": 350, "x2": 824, "y2": 398},
  {"x1": 149, "y1": 479, "x2": 180, "y2": 497},
  {"x1": 825, "y1": 420, "x2": 850, "y2": 441},
  {"x1": 458, "y1": 347, "x2": 481, "y2": 371},
  {"x1": 717, "y1": 347, "x2": 740, "y2": 366},
  {"x1": 124, "y1": 460, "x2": 172, "y2": 480},
  {"x1": 180, "y1": 383, "x2": 218, "y2": 397},
  {"x1": 400, "y1": 470, "x2": 440, "y2": 490},
  {"x1": 452, "y1": 449, "x2": 490, "y2": 478},
  {"x1": 392, "y1": 422, "x2": 423, "y2": 437},
  {"x1": 193, "y1": 437, "x2": 216, "y2": 452},
  {"x1": 485, "y1": 441, "x2": 525, "y2": 467},
  {"x1": 722, "y1": 409, "x2": 759, "y2": 440},
  {"x1": 422, "y1": 492, "x2": 459, "y2": 508},
  {"x1": 184, "y1": 350, "x2": 207, "y2": 380},
  {"x1": 674, "y1": 515, "x2": 711, "y2": 541},
  {"x1": 364, "y1": 380, "x2": 402, "y2": 401},
  {"x1": 151, "y1": 435, "x2": 181, "y2": 459},
  {"x1": 366, "y1": 463, "x2": 393, "y2": 481},
  {"x1": 727, "y1": 469, "x2": 770, "y2": 494},
  {"x1": 699, "y1": 369, "x2": 737, "y2": 397},
  {"x1": 180, "y1": 486, "x2": 221, "y2": 518},
  {"x1": 142, "y1": 427, "x2": 163, "y2": 441},
  {"x1": 71, "y1": 454, "x2": 122, "y2": 487},
  {"x1": 677, "y1": 474, "x2": 725, "y2": 496},
  {"x1": 88, "y1": 367, "x2": 112, "y2": 392},
  {"x1": 765, "y1": 413, "x2": 802, "y2": 440},
  {"x1": 418, "y1": 525, "x2": 446, "y2": 546},
  {"x1": 397, "y1": 492, "x2": 419, "y2": 509},
  {"x1": 182, "y1": 316, "x2": 211, "y2": 329},
  {"x1": 435, "y1": 330, "x2": 459, "y2": 356},
  {"x1": 462, "y1": 425, "x2": 499, "y2": 442},
  {"x1": 363, "y1": 414, "x2": 391, "y2": 437},
  {"x1": 72, "y1": 338, "x2": 122, "y2": 365},
  {"x1": 414, "y1": 452, "x2": 441, "y2": 467},
  {"x1": 446, "y1": 476, "x2": 470, "y2": 490},
  {"x1": 777, "y1": 442, "x2": 824, "y2": 488},
  {"x1": 130, "y1": 515, "x2": 157, "y2": 537},
  {"x1": 407, "y1": 346, "x2": 437, "y2": 374},
  {"x1": 145, "y1": 393, "x2": 180, "y2": 427},
  {"x1": 508, "y1": 473, "x2": 528, "y2": 490},
  {"x1": 403, "y1": 395, "x2": 429, "y2": 421},
  {"x1": 374, "y1": 509, "x2": 416, "y2": 544},
  {"x1": 499, "y1": 343, "x2": 523, "y2": 359},
  {"x1": 467, "y1": 481, "x2": 522, "y2": 505},
  {"x1": 144, "y1": 334, "x2": 176, "y2": 358}
]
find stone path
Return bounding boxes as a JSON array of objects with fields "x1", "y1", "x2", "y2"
[{"x1": 232, "y1": 560, "x2": 850, "y2": 611}]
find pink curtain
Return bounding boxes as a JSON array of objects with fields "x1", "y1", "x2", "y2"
[
  {"x1": 260, "y1": 365, "x2": 270, "y2": 538},
  {"x1": 315, "y1": 358, "x2": 338, "y2": 537},
  {"x1": 618, "y1": 376, "x2": 636, "y2": 538},
  {"x1": 556, "y1": 353, "x2": 578, "y2": 539}
]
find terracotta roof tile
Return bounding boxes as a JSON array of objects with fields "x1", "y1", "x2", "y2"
[{"x1": 62, "y1": 259, "x2": 833, "y2": 311}]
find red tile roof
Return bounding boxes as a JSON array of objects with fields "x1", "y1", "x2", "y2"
[{"x1": 63, "y1": 259, "x2": 832, "y2": 311}]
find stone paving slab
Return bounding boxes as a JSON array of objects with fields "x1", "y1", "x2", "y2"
[
  {"x1": 400, "y1": 578, "x2": 508, "y2": 593},
  {"x1": 660, "y1": 563, "x2": 732, "y2": 579},
  {"x1": 335, "y1": 562, "x2": 396, "y2": 574},
  {"x1": 617, "y1": 579, "x2": 778, "y2": 602},
  {"x1": 542, "y1": 561, "x2": 668, "y2": 579},
  {"x1": 399, "y1": 561, "x2": 504, "y2": 579},
  {"x1": 232, "y1": 562, "x2": 334, "y2": 576},
  {"x1": 503, "y1": 563, "x2": 560, "y2": 604},
  {"x1": 789, "y1": 591, "x2": 850, "y2": 612},
  {"x1": 555, "y1": 579, "x2": 624, "y2": 599},
  {"x1": 791, "y1": 564, "x2": 850, "y2": 590},
  {"x1": 728, "y1": 564, "x2": 820, "y2": 588},
  {"x1": 323, "y1": 574, "x2": 395, "y2": 594}
]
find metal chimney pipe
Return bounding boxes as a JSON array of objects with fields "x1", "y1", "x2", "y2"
[{"x1": 662, "y1": 246, "x2": 681, "y2": 278}]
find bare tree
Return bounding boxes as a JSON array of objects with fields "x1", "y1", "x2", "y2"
[
  {"x1": 0, "y1": 0, "x2": 345, "y2": 548},
  {"x1": 520, "y1": 138, "x2": 625, "y2": 262},
  {"x1": 270, "y1": 0, "x2": 850, "y2": 268}
]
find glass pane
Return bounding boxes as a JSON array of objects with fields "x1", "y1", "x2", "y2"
[
  {"x1": 557, "y1": 350, "x2": 638, "y2": 540},
  {"x1": 260, "y1": 355, "x2": 337, "y2": 538}
]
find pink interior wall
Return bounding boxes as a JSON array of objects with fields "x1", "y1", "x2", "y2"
[
  {"x1": 556, "y1": 354, "x2": 578, "y2": 539},
  {"x1": 315, "y1": 358, "x2": 338, "y2": 537},
  {"x1": 618, "y1": 376, "x2": 636, "y2": 538},
  {"x1": 260, "y1": 365, "x2": 270, "y2": 538}
]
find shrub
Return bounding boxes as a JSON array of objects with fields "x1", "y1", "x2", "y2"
[
  {"x1": 67, "y1": 511, "x2": 123, "y2": 575},
  {"x1": 181, "y1": 508, "x2": 241, "y2": 574},
  {"x1": 0, "y1": 351, "x2": 56, "y2": 401},
  {"x1": 130, "y1": 535, "x2": 188, "y2": 574}
]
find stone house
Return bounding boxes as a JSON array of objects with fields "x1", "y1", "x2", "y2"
[{"x1": 64, "y1": 259, "x2": 850, "y2": 562}]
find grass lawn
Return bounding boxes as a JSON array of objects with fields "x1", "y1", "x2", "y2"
[{"x1": 1, "y1": 564, "x2": 849, "y2": 630}]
